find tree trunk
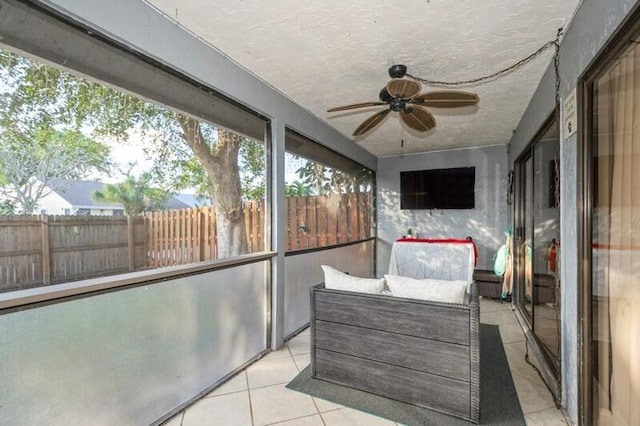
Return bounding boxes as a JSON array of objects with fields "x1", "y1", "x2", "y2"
[
  {"x1": 179, "y1": 117, "x2": 247, "y2": 258},
  {"x1": 208, "y1": 129, "x2": 247, "y2": 258}
]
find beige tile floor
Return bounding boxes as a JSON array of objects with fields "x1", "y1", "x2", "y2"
[{"x1": 164, "y1": 298, "x2": 567, "y2": 425}]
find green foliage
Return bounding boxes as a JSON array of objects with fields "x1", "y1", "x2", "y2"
[
  {"x1": 1, "y1": 47, "x2": 264, "y2": 254},
  {"x1": 0, "y1": 200, "x2": 16, "y2": 215},
  {"x1": 296, "y1": 161, "x2": 329, "y2": 195},
  {"x1": 295, "y1": 160, "x2": 373, "y2": 195},
  {"x1": 164, "y1": 137, "x2": 266, "y2": 201},
  {"x1": 1, "y1": 49, "x2": 112, "y2": 213},
  {"x1": 165, "y1": 156, "x2": 211, "y2": 200},
  {"x1": 285, "y1": 180, "x2": 312, "y2": 197},
  {"x1": 0, "y1": 125, "x2": 111, "y2": 213},
  {"x1": 92, "y1": 172, "x2": 170, "y2": 215},
  {"x1": 3, "y1": 48, "x2": 197, "y2": 196},
  {"x1": 1, "y1": 48, "x2": 267, "y2": 203},
  {"x1": 0, "y1": 49, "x2": 162, "y2": 138},
  {"x1": 239, "y1": 139, "x2": 266, "y2": 200}
]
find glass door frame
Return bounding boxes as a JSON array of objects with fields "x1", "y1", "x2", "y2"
[{"x1": 514, "y1": 149, "x2": 533, "y2": 327}]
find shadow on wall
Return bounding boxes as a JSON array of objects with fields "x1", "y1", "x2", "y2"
[
  {"x1": 377, "y1": 191, "x2": 503, "y2": 271},
  {"x1": 375, "y1": 149, "x2": 509, "y2": 273}
]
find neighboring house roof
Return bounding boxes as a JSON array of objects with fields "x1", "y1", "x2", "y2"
[
  {"x1": 45, "y1": 179, "x2": 199, "y2": 211},
  {"x1": 163, "y1": 197, "x2": 191, "y2": 210},
  {"x1": 173, "y1": 193, "x2": 211, "y2": 208},
  {"x1": 48, "y1": 178, "x2": 121, "y2": 209}
]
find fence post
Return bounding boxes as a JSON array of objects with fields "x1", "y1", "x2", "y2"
[
  {"x1": 128, "y1": 215, "x2": 135, "y2": 271},
  {"x1": 41, "y1": 215, "x2": 51, "y2": 285}
]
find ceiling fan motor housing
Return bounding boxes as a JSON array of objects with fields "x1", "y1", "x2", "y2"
[{"x1": 390, "y1": 98, "x2": 407, "y2": 112}]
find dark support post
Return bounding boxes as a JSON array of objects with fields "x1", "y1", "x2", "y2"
[
  {"x1": 199, "y1": 210, "x2": 206, "y2": 261},
  {"x1": 41, "y1": 215, "x2": 51, "y2": 285},
  {"x1": 127, "y1": 215, "x2": 135, "y2": 271}
]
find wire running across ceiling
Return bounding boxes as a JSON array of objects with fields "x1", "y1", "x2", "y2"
[{"x1": 407, "y1": 29, "x2": 563, "y2": 88}]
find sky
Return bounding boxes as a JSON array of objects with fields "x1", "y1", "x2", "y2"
[{"x1": 99, "y1": 138, "x2": 154, "y2": 183}]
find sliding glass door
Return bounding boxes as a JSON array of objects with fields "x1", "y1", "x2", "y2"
[
  {"x1": 532, "y1": 135, "x2": 561, "y2": 366},
  {"x1": 515, "y1": 119, "x2": 561, "y2": 376},
  {"x1": 588, "y1": 32, "x2": 640, "y2": 426}
]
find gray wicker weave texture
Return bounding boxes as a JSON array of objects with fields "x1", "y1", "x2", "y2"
[{"x1": 310, "y1": 283, "x2": 480, "y2": 424}]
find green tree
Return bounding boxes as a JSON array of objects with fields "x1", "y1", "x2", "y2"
[
  {"x1": 295, "y1": 160, "x2": 372, "y2": 195},
  {"x1": 296, "y1": 161, "x2": 329, "y2": 195},
  {"x1": 239, "y1": 140, "x2": 266, "y2": 200},
  {"x1": 170, "y1": 139, "x2": 265, "y2": 202},
  {"x1": 93, "y1": 172, "x2": 170, "y2": 215},
  {"x1": 285, "y1": 180, "x2": 312, "y2": 197},
  {"x1": 1, "y1": 48, "x2": 265, "y2": 256},
  {"x1": 0, "y1": 125, "x2": 110, "y2": 214}
]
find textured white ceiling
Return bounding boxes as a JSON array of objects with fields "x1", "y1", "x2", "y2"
[{"x1": 144, "y1": 0, "x2": 580, "y2": 157}]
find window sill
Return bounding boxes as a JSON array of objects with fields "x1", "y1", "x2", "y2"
[{"x1": 0, "y1": 251, "x2": 276, "y2": 311}]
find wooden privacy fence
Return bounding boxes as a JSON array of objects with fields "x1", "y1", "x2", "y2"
[
  {"x1": 0, "y1": 192, "x2": 371, "y2": 292},
  {"x1": 145, "y1": 207, "x2": 212, "y2": 268},
  {"x1": 144, "y1": 193, "x2": 372, "y2": 265},
  {"x1": 143, "y1": 202, "x2": 266, "y2": 268},
  {"x1": 286, "y1": 192, "x2": 372, "y2": 251},
  {"x1": 0, "y1": 215, "x2": 146, "y2": 292}
]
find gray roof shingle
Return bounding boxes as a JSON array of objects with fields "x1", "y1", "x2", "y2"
[
  {"x1": 48, "y1": 179, "x2": 117, "y2": 207},
  {"x1": 48, "y1": 179, "x2": 193, "y2": 210}
]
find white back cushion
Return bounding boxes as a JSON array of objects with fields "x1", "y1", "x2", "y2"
[
  {"x1": 385, "y1": 274, "x2": 468, "y2": 304},
  {"x1": 388, "y1": 242, "x2": 474, "y2": 284}
]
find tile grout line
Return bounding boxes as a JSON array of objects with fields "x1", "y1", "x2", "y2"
[
  {"x1": 289, "y1": 336, "x2": 326, "y2": 424},
  {"x1": 245, "y1": 371, "x2": 256, "y2": 426},
  {"x1": 253, "y1": 381, "x2": 296, "y2": 390},
  {"x1": 318, "y1": 410, "x2": 329, "y2": 426},
  {"x1": 309, "y1": 395, "x2": 325, "y2": 425},
  {"x1": 287, "y1": 343, "x2": 298, "y2": 372},
  {"x1": 316, "y1": 406, "x2": 343, "y2": 419},
  {"x1": 487, "y1": 302, "x2": 567, "y2": 424},
  {"x1": 524, "y1": 405, "x2": 566, "y2": 417},
  {"x1": 263, "y1": 413, "x2": 324, "y2": 426},
  {"x1": 205, "y1": 388, "x2": 246, "y2": 398},
  {"x1": 499, "y1": 306, "x2": 561, "y2": 424},
  {"x1": 247, "y1": 342, "x2": 302, "y2": 423}
]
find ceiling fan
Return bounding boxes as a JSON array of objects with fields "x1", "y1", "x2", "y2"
[{"x1": 327, "y1": 65, "x2": 479, "y2": 136}]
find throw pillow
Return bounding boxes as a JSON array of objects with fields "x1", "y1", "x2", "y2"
[{"x1": 321, "y1": 265, "x2": 385, "y2": 294}]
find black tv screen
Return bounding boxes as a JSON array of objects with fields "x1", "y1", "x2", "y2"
[{"x1": 400, "y1": 167, "x2": 475, "y2": 209}]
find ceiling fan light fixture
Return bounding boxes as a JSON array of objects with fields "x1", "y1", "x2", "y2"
[
  {"x1": 379, "y1": 87, "x2": 392, "y2": 102},
  {"x1": 388, "y1": 64, "x2": 407, "y2": 79}
]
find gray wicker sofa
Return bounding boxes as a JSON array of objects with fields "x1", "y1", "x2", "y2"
[{"x1": 310, "y1": 281, "x2": 480, "y2": 423}]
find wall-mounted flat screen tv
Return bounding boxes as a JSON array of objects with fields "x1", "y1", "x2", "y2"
[{"x1": 400, "y1": 167, "x2": 475, "y2": 209}]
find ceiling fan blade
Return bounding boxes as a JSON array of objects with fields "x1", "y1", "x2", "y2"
[
  {"x1": 353, "y1": 109, "x2": 391, "y2": 136},
  {"x1": 386, "y1": 79, "x2": 421, "y2": 99},
  {"x1": 401, "y1": 105, "x2": 436, "y2": 132},
  {"x1": 411, "y1": 91, "x2": 479, "y2": 108},
  {"x1": 327, "y1": 101, "x2": 387, "y2": 112}
]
